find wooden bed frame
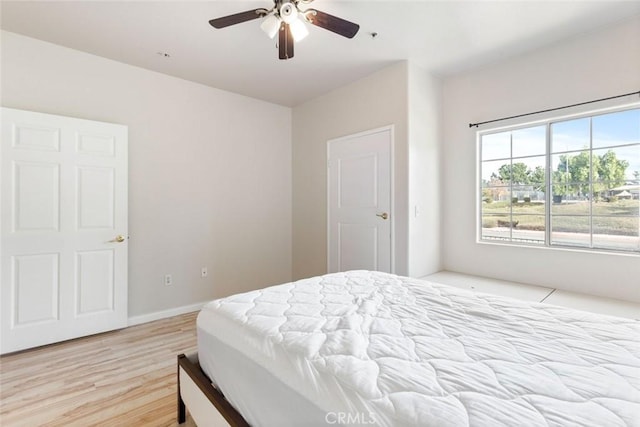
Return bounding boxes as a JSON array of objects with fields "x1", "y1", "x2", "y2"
[{"x1": 177, "y1": 353, "x2": 250, "y2": 427}]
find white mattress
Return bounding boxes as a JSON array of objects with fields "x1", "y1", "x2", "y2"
[
  {"x1": 197, "y1": 271, "x2": 640, "y2": 426},
  {"x1": 197, "y1": 329, "x2": 329, "y2": 426}
]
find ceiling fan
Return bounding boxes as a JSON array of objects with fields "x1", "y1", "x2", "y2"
[{"x1": 208, "y1": 0, "x2": 360, "y2": 60}]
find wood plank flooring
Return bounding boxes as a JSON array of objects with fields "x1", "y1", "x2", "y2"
[{"x1": 1, "y1": 312, "x2": 199, "y2": 426}]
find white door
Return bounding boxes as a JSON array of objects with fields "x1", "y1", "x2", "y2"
[
  {"x1": 1, "y1": 108, "x2": 128, "y2": 354},
  {"x1": 328, "y1": 127, "x2": 392, "y2": 273}
]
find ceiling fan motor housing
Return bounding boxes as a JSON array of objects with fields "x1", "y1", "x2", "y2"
[{"x1": 279, "y1": 1, "x2": 297, "y2": 24}]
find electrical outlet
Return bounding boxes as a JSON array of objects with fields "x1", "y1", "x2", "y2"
[
  {"x1": 201, "y1": 267, "x2": 208, "y2": 278},
  {"x1": 164, "y1": 274, "x2": 172, "y2": 286}
]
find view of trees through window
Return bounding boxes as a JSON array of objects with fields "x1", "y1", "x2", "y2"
[{"x1": 480, "y1": 107, "x2": 640, "y2": 253}]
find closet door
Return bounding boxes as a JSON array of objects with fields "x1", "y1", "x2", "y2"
[
  {"x1": 1, "y1": 108, "x2": 128, "y2": 354},
  {"x1": 328, "y1": 126, "x2": 393, "y2": 274}
]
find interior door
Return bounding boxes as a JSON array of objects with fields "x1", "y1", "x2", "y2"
[
  {"x1": 1, "y1": 108, "x2": 128, "y2": 354},
  {"x1": 328, "y1": 127, "x2": 392, "y2": 273}
]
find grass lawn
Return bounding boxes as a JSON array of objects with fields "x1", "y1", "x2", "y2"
[{"x1": 482, "y1": 199, "x2": 639, "y2": 236}]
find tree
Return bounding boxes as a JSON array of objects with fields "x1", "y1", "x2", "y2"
[
  {"x1": 530, "y1": 166, "x2": 546, "y2": 192},
  {"x1": 570, "y1": 151, "x2": 593, "y2": 183},
  {"x1": 552, "y1": 155, "x2": 572, "y2": 197},
  {"x1": 496, "y1": 162, "x2": 531, "y2": 185},
  {"x1": 571, "y1": 151, "x2": 595, "y2": 196},
  {"x1": 597, "y1": 150, "x2": 628, "y2": 189},
  {"x1": 552, "y1": 150, "x2": 628, "y2": 199},
  {"x1": 552, "y1": 170, "x2": 570, "y2": 196},
  {"x1": 552, "y1": 152, "x2": 592, "y2": 197}
]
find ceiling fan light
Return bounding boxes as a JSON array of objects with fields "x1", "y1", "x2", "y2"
[
  {"x1": 289, "y1": 18, "x2": 309, "y2": 42},
  {"x1": 260, "y1": 14, "x2": 281, "y2": 39}
]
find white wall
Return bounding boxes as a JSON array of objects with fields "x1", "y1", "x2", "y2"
[
  {"x1": 408, "y1": 64, "x2": 441, "y2": 277},
  {"x1": 1, "y1": 31, "x2": 293, "y2": 317},
  {"x1": 292, "y1": 62, "x2": 409, "y2": 279},
  {"x1": 292, "y1": 61, "x2": 442, "y2": 280},
  {"x1": 442, "y1": 17, "x2": 640, "y2": 302}
]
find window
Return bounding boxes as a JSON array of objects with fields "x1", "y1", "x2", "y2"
[{"x1": 479, "y1": 106, "x2": 640, "y2": 253}]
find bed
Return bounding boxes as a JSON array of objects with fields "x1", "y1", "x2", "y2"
[{"x1": 177, "y1": 270, "x2": 640, "y2": 426}]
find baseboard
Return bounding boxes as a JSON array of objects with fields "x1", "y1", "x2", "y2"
[{"x1": 128, "y1": 301, "x2": 208, "y2": 327}]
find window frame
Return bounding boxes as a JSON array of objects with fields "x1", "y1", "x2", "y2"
[{"x1": 476, "y1": 102, "x2": 640, "y2": 255}]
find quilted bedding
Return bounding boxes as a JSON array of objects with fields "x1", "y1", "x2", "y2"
[{"x1": 198, "y1": 271, "x2": 640, "y2": 426}]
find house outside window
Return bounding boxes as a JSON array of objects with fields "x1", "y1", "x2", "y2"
[{"x1": 479, "y1": 106, "x2": 640, "y2": 254}]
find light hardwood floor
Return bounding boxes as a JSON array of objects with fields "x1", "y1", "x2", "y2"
[{"x1": 1, "y1": 312, "x2": 199, "y2": 426}]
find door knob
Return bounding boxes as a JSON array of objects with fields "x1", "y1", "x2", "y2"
[
  {"x1": 376, "y1": 212, "x2": 389, "y2": 220},
  {"x1": 113, "y1": 235, "x2": 126, "y2": 243}
]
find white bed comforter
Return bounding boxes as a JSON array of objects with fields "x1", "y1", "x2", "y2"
[{"x1": 198, "y1": 271, "x2": 640, "y2": 426}]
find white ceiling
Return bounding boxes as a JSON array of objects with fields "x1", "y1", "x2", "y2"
[{"x1": 2, "y1": 1, "x2": 640, "y2": 106}]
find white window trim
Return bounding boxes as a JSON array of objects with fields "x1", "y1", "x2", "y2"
[{"x1": 476, "y1": 100, "x2": 640, "y2": 255}]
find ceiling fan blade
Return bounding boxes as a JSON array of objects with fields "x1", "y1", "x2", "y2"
[
  {"x1": 304, "y1": 9, "x2": 360, "y2": 39},
  {"x1": 278, "y1": 23, "x2": 295, "y2": 60},
  {"x1": 209, "y1": 9, "x2": 265, "y2": 29}
]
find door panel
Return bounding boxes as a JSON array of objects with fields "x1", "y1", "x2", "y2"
[
  {"x1": 13, "y1": 253, "x2": 59, "y2": 325},
  {"x1": 328, "y1": 127, "x2": 392, "y2": 273},
  {"x1": 76, "y1": 133, "x2": 115, "y2": 156},
  {"x1": 77, "y1": 166, "x2": 115, "y2": 229},
  {"x1": 13, "y1": 123, "x2": 60, "y2": 151},
  {"x1": 14, "y1": 162, "x2": 60, "y2": 231},
  {"x1": 1, "y1": 108, "x2": 128, "y2": 354},
  {"x1": 338, "y1": 154, "x2": 378, "y2": 208},
  {"x1": 338, "y1": 224, "x2": 378, "y2": 271},
  {"x1": 76, "y1": 249, "x2": 114, "y2": 315}
]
